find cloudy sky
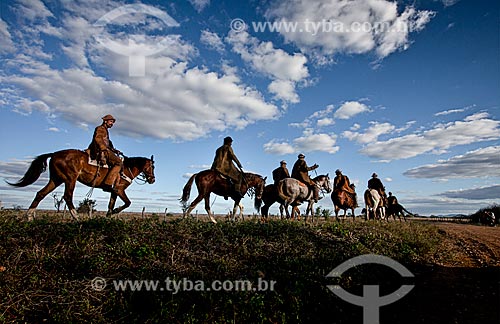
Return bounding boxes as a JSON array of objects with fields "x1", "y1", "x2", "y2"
[{"x1": 0, "y1": 0, "x2": 498, "y2": 216}]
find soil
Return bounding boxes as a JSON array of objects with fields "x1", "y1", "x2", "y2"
[
  {"x1": 432, "y1": 222, "x2": 500, "y2": 267},
  {"x1": 388, "y1": 221, "x2": 500, "y2": 324}
]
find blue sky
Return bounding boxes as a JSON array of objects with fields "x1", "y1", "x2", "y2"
[{"x1": 0, "y1": 0, "x2": 498, "y2": 216}]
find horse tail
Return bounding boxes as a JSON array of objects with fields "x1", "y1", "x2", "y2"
[
  {"x1": 7, "y1": 153, "x2": 53, "y2": 187},
  {"x1": 277, "y1": 180, "x2": 289, "y2": 203},
  {"x1": 180, "y1": 173, "x2": 197, "y2": 203}
]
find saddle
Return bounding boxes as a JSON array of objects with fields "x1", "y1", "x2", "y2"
[
  {"x1": 83, "y1": 149, "x2": 131, "y2": 183},
  {"x1": 84, "y1": 149, "x2": 109, "y2": 168}
]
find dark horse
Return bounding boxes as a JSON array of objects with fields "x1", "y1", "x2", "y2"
[
  {"x1": 180, "y1": 170, "x2": 266, "y2": 223},
  {"x1": 8, "y1": 149, "x2": 155, "y2": 220},
  {"x1": 259, "y1": 184, "x2": 288, "y2": 221},
  {"x1": 331, "y1": 189, "x2": 357, "y2": 221}
]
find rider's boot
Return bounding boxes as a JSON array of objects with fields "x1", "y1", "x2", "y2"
[
  {"x1": 313, "y1": 186, "x2": 321, "y2": 203},
  {"x1": 234, "y1": 181, "x2": 244, "y2": 199},
  {"x1": 103, "y1": 165, "x2": 121, "y2": 193}
]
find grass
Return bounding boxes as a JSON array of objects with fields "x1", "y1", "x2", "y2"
[{"x1": 0, "y1": 211, "x2": 445, "y2": 323}]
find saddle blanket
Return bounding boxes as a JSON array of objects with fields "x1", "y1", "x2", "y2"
[
  {"x1": 87, "y1": 157, "x2": 131, "y2": 183},
  {"x1": 88, "y1": 157, "x2": 109, "y2": 168}
]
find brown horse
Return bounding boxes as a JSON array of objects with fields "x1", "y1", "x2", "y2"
[
  {"x1": 331, "y1": 189, "x2": 357, "y2": 221},
  {"x1": 180, "y1": 170, "x2": 266, "y2": 223},
  {"x1": 8, "y1": 149, "x2": 155, "y2": 220}
]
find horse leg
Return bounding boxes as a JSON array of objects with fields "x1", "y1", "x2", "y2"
[
  {"x1": 279, "y1": 204, "x2": 285, "y2": 220},
  {"x1": 261, "y1": 204, "x2": 269, "y2": 222},
  {"x1": 351, "y1": 208, "x2": 355, "y2": 221},
  {"x1": 184, "y1": 193, "x2": 204, "y2": 218},
  {"x1": 231, "y1": 201, "x2": 239, "y2": 221},
  {"x1": 204, "y1": 196, "x2": 217, "y2": 224},
  {"x1": 27, "y1": 178, "x2": 62, "y2": 221},
  {"x1": 292, "y1": 205, "x2": 301, "y2": 221},
  {"x1": 111, "y1": 190, "x2": 131, "y2": 215},
  {"x1": 107, "y1": 192, "x2": 118, "y2": 216},
  {"x1": 306, "y1": 201, "x2": 314, "y2": 223},
  {"x1": 62, "y1": 179, "x2": 79, "y2": 220},
  {"x1": 239, "y1": 203, "x2": 244, "y2": 221}
]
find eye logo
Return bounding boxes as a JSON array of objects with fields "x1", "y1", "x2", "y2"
[
  {"x1": 326, "y1": 254, "x2": 415, "y2": 324},
  {"x1": 94, "y1": 4, "x2": 179, "y2": 77}
]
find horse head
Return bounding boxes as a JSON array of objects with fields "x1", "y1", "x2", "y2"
[
  {"x1": 315, "y1": 174, "x2": 332, "y2": 193},
  {"x1": 246, "y1": 174, "x2": 266, "y2": 212},
  {"x1": 139, "y1": 155, "x2": 155, "y2": 184},
  {"x1": 253, "y1": 175, "x2": 267, "y2": 200}
]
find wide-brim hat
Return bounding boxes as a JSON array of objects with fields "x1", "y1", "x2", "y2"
[
  {"x1": 280, "y1": 160, "x2": 287, "y2": 164},
  {"x1": 298, "y1": 153, "x2": 305, "y2": 158},
  {"x1": 102, "y1": 114, "x2": 116, "y2": 121},
  {"x1": 372, "y1": 173, "x2": 378, "y2": 177}
]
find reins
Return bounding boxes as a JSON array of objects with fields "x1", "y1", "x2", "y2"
[{"x1": 86, "y1": 164, "x2": 101, "y2": 198}]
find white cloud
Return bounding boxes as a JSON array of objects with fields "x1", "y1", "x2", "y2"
[
  {"x1": 0, "y1": 19, "x2": 15, "y2": 54},
  {"x1": 434, "y1": 104, "x2": 474, "y2": 116},
  {"x1": 265, "y1": 0, "x2": 435, "y2": 62},
  {"x1": 404, "y1": 146, "x2": 500, "y2": 179},
  {"x1": 268, "y1": 80, "x2": 299, "y2": 103},
  {"x1": 440, "y1": 0, "x2": 460, "y2": 7},
  {"x1": 317, "y1": 118, "x2": 335, "y2": 127},
  {"x1": 342, "y1": 121, "x2": 395, "y2": 144},
  {"x1": 227, "y1": 30, "x2": 309, "y2": 103},
  {"x1": 359, "y1": 113, "x2": 500, "y2": 160},
  {"x1": 0, "y1": 1, "x2": 280, "y2": 141},
  {"x1": 200, "y1": 30, "x2": 225, "y2": 53},
  {"x1": 440, "y1": 185, "x2": 500, "y2": 200},
  {"x1": 334, "y1": 101, "x2": 371, "y2": 119},
  {"x1": 188, "y1": 0, "x2": 210, "y2": 12},
  {"x1": 263, "y1": 140, "x2": 296, "y2": 155},
  {"x1": 264, "y1": 132, "x2": 339, "y2": 155},
  {"x1": 3, "y1": 59, "x2": 279, "y2": 140}
]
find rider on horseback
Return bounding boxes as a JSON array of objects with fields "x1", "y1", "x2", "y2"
[
  {"x1": 368, "y1": 173, "x2": 386, "y2": 198},
  {"x1": 211, "y1": 136, "x2": 244, "y2": 198},
  {"x1": 388, "y1": 192, "x2": 398, "y2": 206},
  {"x1": 334, "y1": 169, "x2": 358, "y2": 207},
  {"x1": 87, "y1": 114, "x2": 123, "y2": 193},
  {"x1": 291, "y1": 153, "x2": 321, "y2": 202},
  {"x1": 272, "y1": 160, "x2": 290, "y2": 186}
]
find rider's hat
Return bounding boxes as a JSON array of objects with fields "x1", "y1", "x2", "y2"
[
  {"x1": 280, "y1": 160, "x2": 287, "y2": 165},
  {"x1": 224, "y1": 136, "x2": 233, "y2": 144},
  {"x1": 335, "y1": 169, "x2": 342, "y2": 174},
  {"x1": 102, "y1": 114, "x2": 116, "y2": 121},
  {"x1": 372, "y1": 172, "x2": 378, "y2": 178},
  {"x1": 298, "y1": 153, "x2": 305, "y2": 158}
]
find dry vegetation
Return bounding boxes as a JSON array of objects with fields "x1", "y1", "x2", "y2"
[{"x1": 0, "y1": 210, "x2": 498, "y2": 323}]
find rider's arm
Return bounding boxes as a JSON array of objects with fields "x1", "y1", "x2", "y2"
[
  {"x1": 228, "y1": 146, "x2": 242, "y2": 169},
  {"x1": 94, "y1": 126, "x2": 109, "y2": 151}
]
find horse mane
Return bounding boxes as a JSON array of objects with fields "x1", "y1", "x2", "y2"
[
  {"x1": 312, "y1": 174, "x2": 328, "y2": 181},
  {"x1": 124, "y1": 156, "x2": 149, "y2": 169}
]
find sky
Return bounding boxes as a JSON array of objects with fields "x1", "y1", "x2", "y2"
[{"x1": 0, "y1": 0, "x2": 499, "y2": 216}]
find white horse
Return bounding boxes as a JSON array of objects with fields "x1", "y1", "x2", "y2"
[{"x1": 364, "y1": 189, "x2": 386, "y2": 220}]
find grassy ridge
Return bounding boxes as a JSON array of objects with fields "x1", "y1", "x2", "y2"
[{"x1": 0, "y1": 212, "x2": 442, "y2": 323}]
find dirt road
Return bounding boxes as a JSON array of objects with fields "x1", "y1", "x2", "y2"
[{"x1": 432, "y1": 222, "x2": 500, "y2": 267}]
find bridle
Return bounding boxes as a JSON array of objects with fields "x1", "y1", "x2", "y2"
[{"x1": 127, "y1": 159, "x2": 155, "y2": 185}]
